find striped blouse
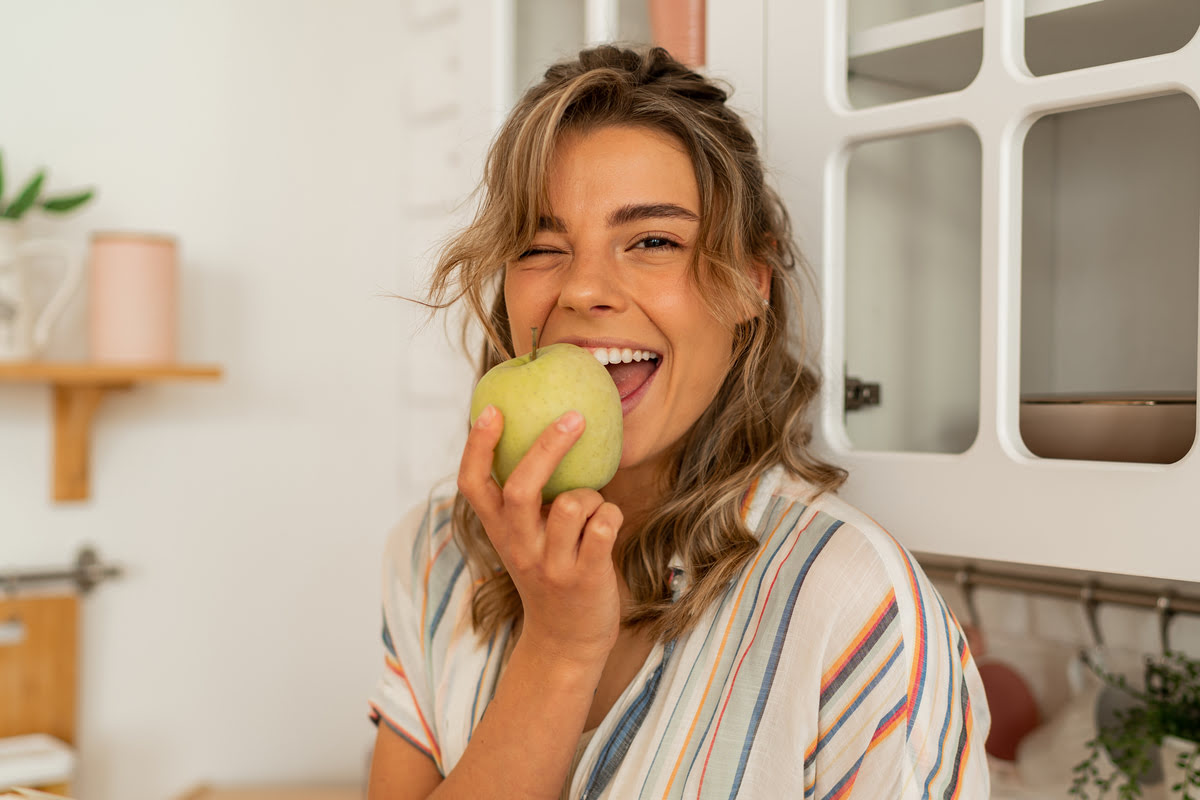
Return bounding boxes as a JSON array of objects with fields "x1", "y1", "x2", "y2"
[{"x1": 369, "y1": 467, "x2": 992, "y2": 798}]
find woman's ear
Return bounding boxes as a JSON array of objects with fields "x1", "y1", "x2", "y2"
[{"x1": 752, "y1": 260, "x2": 771, "y2": 307}]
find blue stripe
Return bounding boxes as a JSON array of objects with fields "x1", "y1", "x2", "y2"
[
  {"x1": 727, "y1": 518, "x2": 843, "y2": 800},
  {"x1": 634, "y1": 567, "x2": 743, "y2": 799},
  {"x1": 370, "y1": 707, "x2": 439, "y2": 771},
  {"x1": 921, "y1": 593, "x2": 959, "y2": 798},
  {"x1": 580, "y1": 640, "x2": 676, "y2": 800},
  {"x1": 681, "y1": 500, "x2": 805, "y2": 792},
  {"x1": 809, "y1": 621, "x2": 902, "y2": 762},
  {"x1": 381, "y1": 609, "x2": 397, "y2": 657},
  {"x1": 819, "y1": 747, "x2": 867, "y2": 800},
  {"x1": 467, "y1": 632, "x2": 497, "y2": 741},
  {"x1": 899, "y1": 545, "x2": 929, "y2": 738},
  {"x1": 428, "y1": 559, "x2": 465, "y2": 639}
]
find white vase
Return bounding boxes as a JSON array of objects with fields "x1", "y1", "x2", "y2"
[
  {"x1": 1163, "y1": 735, "x2": 1200, "y2": 799},
  {"x1": 0, "y1": 217, "x2": 83, "y2": 360}
]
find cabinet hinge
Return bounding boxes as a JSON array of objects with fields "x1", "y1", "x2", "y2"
[{"x1": 845, "y1": 376, "x2": 882, "y2": 411}]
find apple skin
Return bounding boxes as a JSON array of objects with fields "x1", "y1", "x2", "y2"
[{"x1": 470, "y1": 342, "x2": 623, "y2": 502}]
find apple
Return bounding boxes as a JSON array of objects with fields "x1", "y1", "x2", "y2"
[{"x1": 470, "y1": 341, "x2": 623, "y2": 502}]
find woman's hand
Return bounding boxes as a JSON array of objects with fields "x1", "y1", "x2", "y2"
[{"x1": 457, "y1": 405, "x2": 623, "y2": 669}]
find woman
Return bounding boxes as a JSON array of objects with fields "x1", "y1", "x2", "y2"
[{"x1": 368, "y1": 46, "x2": 990, "y2": 799}]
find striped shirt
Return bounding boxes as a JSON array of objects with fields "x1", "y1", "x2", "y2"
[{"x1": 369, "y1": 467, "x2": 991, "y2": 798}]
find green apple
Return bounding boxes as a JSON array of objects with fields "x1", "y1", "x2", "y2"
[{"x1": 470, "y1": 341, "x2": 623, "y2": 502}]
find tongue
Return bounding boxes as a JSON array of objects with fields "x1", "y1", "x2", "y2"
[{"x1": 605, "y1": 360, "x2": 656, "y2": 400}]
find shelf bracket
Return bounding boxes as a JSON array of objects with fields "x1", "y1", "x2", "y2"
[{"x1": 52, "y1": 382, "x2": 132, "y2": 502}]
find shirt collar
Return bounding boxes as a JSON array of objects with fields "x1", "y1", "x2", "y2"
[{"x1": 664, "y1": 466, "x2": 784, "y2": 602}]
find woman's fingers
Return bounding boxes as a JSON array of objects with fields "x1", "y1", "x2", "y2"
[
  {"x1": 500, "y1": 410, "x2": 586, "y2": 530},
  {"x1": 543, "y1": 489, "x2": 605, "y2": 573},
  {"x1": 577, "y1": 502, "x2": 623, "y2": 570},
  {"x1": 458, "y1": 405, "x2": 505, "y2": 526}
]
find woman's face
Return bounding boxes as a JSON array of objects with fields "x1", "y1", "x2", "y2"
[{"x1": 504, "y1": 124, "x2": 740, "y2": 484}]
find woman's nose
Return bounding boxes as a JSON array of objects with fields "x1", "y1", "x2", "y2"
[{"x1": 556, "y1": 248, "x2": 626, "y2": 315}]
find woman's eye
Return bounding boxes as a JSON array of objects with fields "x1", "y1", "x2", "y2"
[
  {"x1": 518, "y1": 247, "x2": 558, "y2": 259},
  {"x1": 634, "y1": 236, "x2": 681, "y2": 251}
]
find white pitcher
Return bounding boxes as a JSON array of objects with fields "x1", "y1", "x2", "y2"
[{"x1": 0, "y1": 218, "x2": 83, "y2": 360}]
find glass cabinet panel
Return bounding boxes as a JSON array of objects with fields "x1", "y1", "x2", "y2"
[
  {"x1": 846, "y1": 0, "x2": 981, "y2": 109},
  {"x1": 1020, "y1": 94, "x2": 1200, "y2": 463},
  {"x1": 1025, "y1": 0, "x2": 1200, "y2": 77},
  {"x1": 844, "y1": 126, "x2": 982, "y2": 453}
]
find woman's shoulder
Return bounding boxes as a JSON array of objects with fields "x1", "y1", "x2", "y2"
[
  {"x1": 752, "y1": 469, "x2": 953, "y2": 641},
  {"x1": 383, "y1": 483, "x2": 463, "y2": 596}
]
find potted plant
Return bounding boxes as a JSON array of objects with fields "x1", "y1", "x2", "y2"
[{"x1": 1070, "y1": 649, "x2": 1200, "y2": 799}]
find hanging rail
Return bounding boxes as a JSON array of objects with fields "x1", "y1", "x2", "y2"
[
  {"x1": 916, "y1": 552, "x2": 1200, "y2": 653},
  {"x1": 2, "y1": 545, "x2": 122, "y2": 595}
]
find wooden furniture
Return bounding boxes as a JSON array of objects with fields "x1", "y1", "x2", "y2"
[
  {"x1": 176, "y1": 786, "x2": 362, "y2": 800},
  {"x1": 0, "y1": 362, "x2": 222, "y2": 502},
  {"x1": 0, "y1": 593, "x2": 78, "y2": 796}
]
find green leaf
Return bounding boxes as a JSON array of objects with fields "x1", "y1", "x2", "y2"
[
  {"x1": 41, "y1": 189, "x2": 94, "y2": 214},
  {"x1": 0, "y1": 149, "x2": 6, "y2": 208},
  {"x1": 6, "y1": 170, "x2": 45, "y2": 220}
]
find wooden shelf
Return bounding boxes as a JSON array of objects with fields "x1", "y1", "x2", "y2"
[{"x1": 0, "y1": 361, "x2": 223, "y2": 502}]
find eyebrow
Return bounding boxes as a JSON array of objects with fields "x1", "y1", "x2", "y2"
[{"x1": 536, "y1": 203, "x2": 700, "y2": 232}]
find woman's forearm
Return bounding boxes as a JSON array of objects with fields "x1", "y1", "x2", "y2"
[{"x1": 429, "y1": 636, "x2": 605, "y2": 800}]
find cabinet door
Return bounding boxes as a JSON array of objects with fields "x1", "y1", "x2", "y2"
[{"x1": 756, "y1": 0, "x2": 1200, "y2": 581}]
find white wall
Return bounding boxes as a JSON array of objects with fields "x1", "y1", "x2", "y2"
[{"x1": 0, "y1": 2, "x2": 478, "y2": 797}]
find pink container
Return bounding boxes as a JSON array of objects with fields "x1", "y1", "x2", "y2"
[
  {"x1": 649, "y1": 0, "x2": 706, "y2": 68},
  {"x1": 88, "y1": 232, "x2": 178, "y2": 363}
]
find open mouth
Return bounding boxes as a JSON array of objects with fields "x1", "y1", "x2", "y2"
[{"x1": 585, "y1": 347, "x2": 661, "y2": 404}]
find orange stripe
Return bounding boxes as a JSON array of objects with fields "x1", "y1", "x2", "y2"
[
  {"x1": 901, "y1": 554, "x2": 926, "y2": 724},
  {"x1": 369, "y1": 701, "x2": 437, "y2": 762},
  {"x1": 385, "y1": 653, "x2": 442, "y2": 764},
  {"x1": 949, "y1": 695, "x2": 974, "y2": 798},
  {"x1": 867, "y1": 703, "x2": 905, "y2": 751},
  {"x1": 738, "y1": 474, "x2": 761, "y2": 519},
  {"x1": 418, "y1": 535, "x2": 454, "y2": 653},
  {"x1": 816, "y1": 638, "x2": 902, "y2": 743},
  {"x1": 820, "y1": 588, "x2": 897, "y2": 692},
  {"x1": 696, "y1": 510, "x2": 814, "y2": 792},
  {"x1": 660, "y1": 501, "x2": 800, "y2": 797}
]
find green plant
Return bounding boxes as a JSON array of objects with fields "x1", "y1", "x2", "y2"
[
  {"x1": 1070, "y1": 649, "x2": 1200, "y2": 799},
  {"x1": 0, "y1": 149, "x2": 94, "y2": 220}
]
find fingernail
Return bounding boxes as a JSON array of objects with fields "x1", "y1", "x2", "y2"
[
  {"x1": 475, "y1": 405, "x2": 497, "y2": 428},
  {"x1": 556, "y1": 410, "x2": 583, "y2": 433}
]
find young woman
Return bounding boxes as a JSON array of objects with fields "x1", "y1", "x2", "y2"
[{"x1": 368, "y1": 46, "x2": 991, "y2": 799}]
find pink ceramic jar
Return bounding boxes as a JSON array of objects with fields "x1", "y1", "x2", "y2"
[{"x1": 88, "y1": 232, "x2": 178, "y2": 363}]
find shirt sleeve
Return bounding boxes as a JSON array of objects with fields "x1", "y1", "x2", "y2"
[
  {"x1": 809, "y1": 525, "x2": 992, "y2": 799},
  {"x1": 368, "y1": 501, "x2": 443, "y2": 771}
]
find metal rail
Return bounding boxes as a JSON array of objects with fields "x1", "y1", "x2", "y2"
[
  {"x1": 917, "y1": 553, "x2": 1200, "y2": 654},
  {"x1": 1, "y1": 546, "x2": 122, "y2": 595}
]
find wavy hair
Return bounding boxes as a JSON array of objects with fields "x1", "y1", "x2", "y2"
[{"x1": 425, "y1": 45, "x2": 846, "y2": 643}]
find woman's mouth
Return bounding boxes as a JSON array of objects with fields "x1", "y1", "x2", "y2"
[{"x1": 585, "y1": 346, "x2": 661, "y2": 415}]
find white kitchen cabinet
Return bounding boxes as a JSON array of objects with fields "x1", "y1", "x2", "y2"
[{"x1": 754, "y1": 0, "x2": 1200, "y2": 581}]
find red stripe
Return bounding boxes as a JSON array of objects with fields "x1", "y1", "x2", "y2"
[
  {"x1": 869, "y1": 701, "x2": 905, "y2": 749},
  {"x1": 369, "y1": 701, "x2": 436, "y2": 762},
  {"x1": 384, "y1": 653, "x2": 442, "y2": 764},
  {"x1": 821, "y1": 589, "x2": 897, "y2": 693},
  {"x1": 696, "y1": 510, "x2": 815, "y2": 791}
]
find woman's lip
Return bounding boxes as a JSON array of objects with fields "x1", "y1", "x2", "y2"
[{"x1": 554, "y1": 336, "x2": 661, "y2": 355}]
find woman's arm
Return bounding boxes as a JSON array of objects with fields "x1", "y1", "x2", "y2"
[
  {"x1": 367, "y1": 632, "x2": 608, "y2": 799},
  {"x1": 367, "y1": 406, "x2": 623, "y2": 799}
]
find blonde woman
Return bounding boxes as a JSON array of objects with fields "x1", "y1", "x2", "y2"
[{"x1": 368, "y1": 46, "x2": 990, "y2": 799}]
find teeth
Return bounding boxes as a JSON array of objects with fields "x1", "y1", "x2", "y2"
[{"x1": 589, "y1": 347, "x2": 660, "y2": 365}]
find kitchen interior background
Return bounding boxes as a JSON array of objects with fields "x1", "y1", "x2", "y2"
[{"x1": 1, "y1": 1, "x2": 1198, "y2": 799}]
